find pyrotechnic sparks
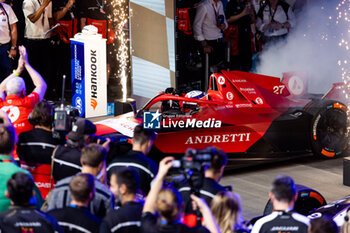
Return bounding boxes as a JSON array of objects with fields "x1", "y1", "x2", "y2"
[
  {"x1": 335, "y1": 0, "x2": 350, "y2": 111},
  {"x1": 110, "y1": 0, "x2": 130, "y2": 102}
]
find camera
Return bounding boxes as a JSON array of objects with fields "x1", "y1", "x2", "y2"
[
  {"x1": 172, "y1": 147, "x2": 213, "y2": 196},
  {"x1": 54, "y1": 104, "x2": 79, "y2": 132}
]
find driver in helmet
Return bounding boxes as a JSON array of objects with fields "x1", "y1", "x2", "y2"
[{"x1": 182, "y1": 90, "x2": 206, "y2": 113}]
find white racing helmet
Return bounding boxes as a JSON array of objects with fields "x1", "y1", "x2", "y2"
[{"x1": 183, "y1": 90, "x2": 206, "y2": 108}]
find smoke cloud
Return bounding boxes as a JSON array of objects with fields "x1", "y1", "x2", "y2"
[{"x1": 256, "y1": 0, "x2": 349, "y2": 94}]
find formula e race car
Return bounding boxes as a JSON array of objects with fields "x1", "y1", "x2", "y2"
[{"x1": 95, "y1": 70, "x2": 349, "y2": 168}]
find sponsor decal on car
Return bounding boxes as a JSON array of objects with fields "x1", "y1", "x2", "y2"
[{"x1": 185, "y1": 133, "x2": 250, "y2": 144}]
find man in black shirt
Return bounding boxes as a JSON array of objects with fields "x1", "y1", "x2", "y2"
[
  {"x1": 52, "y1": 118, "x2": 96, "y2": 182},
  {"x1": 179, "y1": 147, "x2": 228, "y2": 227},
  {"x1": 48, "y1": 144, "x2": 114, "y2": 219},
  {"x1": 107, "y1": 125, "x2": 158, "y2": 197},
  {"x1": 225, "y1": 0, "x2": 255, "y2": 71},
  {"x1": 251, "y1": 175, "x2": 309, "y2": 233},
  {"x1": 52, "y1": 0, "x2": 77, "y2": 100},
  {"x1": 100, "y1": 167, "x2": 143, "y2": 233},
  {"x1": 0, "y1": 172, "x2": 63, "y2": 233},
  {"x1": 17, "y1": 100, "x2": 62, "y2": 198},
  {"x1": 48, "y1": 173, "x2": 101, "y2": 232}
]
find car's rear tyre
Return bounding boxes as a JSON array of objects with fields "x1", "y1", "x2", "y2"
[
  {"x1": 304, "y1": 100, "x2": 348, "y2": 159},
  {"x1": 263, "y1": 184, "x2": 326, "y2": 216}
]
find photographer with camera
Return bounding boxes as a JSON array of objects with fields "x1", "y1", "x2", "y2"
[
  {"x1": 17, "y1": 100, "x2": 62, "y2": 198},
  {"x1": 0, "y1": 46, "x2": 47, "y2": 160},
  {"x1": 107, "y1": 125, "x2": 158, "y2": 197},
  {"x1": 141, "y1": 156, "x2": 220, "y2": 233},
  {"x1": 179, "y1": 147, "x2": 227, "y2": 226}
]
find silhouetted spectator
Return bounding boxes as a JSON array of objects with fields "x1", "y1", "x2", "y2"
[
  {"x1": 107, "y1": 125, "x2": 158, "y2": 197},
  {"x1": 48, "y1": 173, "x2": 102, "y2": 233},
  {"x1": 52, "y1": 118, "x2": 96, "y2": 182},
  {"x1": 0, "y1": 172, "x2": 62, "y2": 232},
  {"x1": 17, "y1": 100, "x2": 61, "y2": 198},
  {"x1": 100, "y1": 167, "x2": 143, "y2": 233},
  {"x1": 225, "y1": 0, "x2": 255, "y2": 71},
  {"x1": 48, "y1": 143, "x2": 114, "y2": 219}
]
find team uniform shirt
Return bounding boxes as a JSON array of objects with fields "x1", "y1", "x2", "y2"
[
  {"x1": 251, "y1": 210, "x2": 310, "y2": 233},
  {"x1": 23, "y1": 0, "x2": 52, "y2": 39},
  {"x1": 0, "y1": 205, "x2": 63, "y2": 233},
  {"x1": 17, "y1": 128, "x2": 62, "y2": 198},
  {"x1": 256, "y1": 2, "x2": 296, "y2": 37},
  {"x1": 100, "y1": 201, "x2": 143, "y2": 233},
  {"x1": 107, "y1": 150, "x2": 158, "y2": 197},
  {"x1": 193, "y1": 0, "x2": 228, "y2": 41},
  {"x1": 52, "y1": 144, "x2": 82, "y2": 182},
  {"x1": 47, "y1": 174, "x2": 114, "y2": 219},
  {"x1": 0, "y1": 92, "x2": 39, "y2": 136},
  {"x1": 48, "y1": 205, "x2": 101, "y2": 233},
  {"x1": 141, "y1": 212, "x2": 210, "y2": 233},
  {"x1": 18, "y1": 128, "x2": 62, "y2": 164},
  {"x1": 0, "y1": 2, "x2": 18, "y2": 44}
]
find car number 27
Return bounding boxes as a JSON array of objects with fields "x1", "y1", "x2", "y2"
[{"x1": 273, "y1": 85, "x2": 285, "y2": 94}]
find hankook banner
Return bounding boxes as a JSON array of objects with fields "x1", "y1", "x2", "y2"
[{"x1": 71, "y1": 36, "x2": 107, "y2": 118}]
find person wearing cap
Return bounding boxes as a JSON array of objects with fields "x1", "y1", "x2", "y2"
[{"x1": 52, "y1": 118, "x2": 97, "y2": 182}]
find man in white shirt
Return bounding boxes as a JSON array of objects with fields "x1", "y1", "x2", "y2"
[
  {"x1": 0, "y1": 1, "x2": 17, "y2": 82},
  {"x1": 193, "y1": 0, "x2": 228, "y2": 74},
  {"x1": 22, "y1": 0, "x2": 52, "y2": 96}
]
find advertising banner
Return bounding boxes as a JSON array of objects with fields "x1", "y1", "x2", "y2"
[{"x1": 71, "y1": 36, "x2": 107, "y2": 118}]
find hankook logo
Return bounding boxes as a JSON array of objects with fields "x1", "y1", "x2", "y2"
[{"x1": 90, "y1": 50, "x2": 98, "y2": 110}]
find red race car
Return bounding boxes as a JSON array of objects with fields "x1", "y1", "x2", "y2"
[{"x1": 95, "y1": 71, "x2": 349, "y2": 168}]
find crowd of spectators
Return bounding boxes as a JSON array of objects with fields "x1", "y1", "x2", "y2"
[
  {"x1": 0, "y1": 88, "x2": 344, "y2": 233},
  {"x1": 181, "y1": 0, "x2": 296, "y2": 84},
  {"x1": 0, "y1": 0, "x2": 344, "y2": 233}
]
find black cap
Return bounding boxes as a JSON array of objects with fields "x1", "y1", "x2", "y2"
[{"x1": 67, "y1": 119, "x2": 96, "y2": 141}]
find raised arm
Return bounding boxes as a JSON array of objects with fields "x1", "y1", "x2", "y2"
[
  {"x1": 0, "y1": 51, "x2": 25, "y2": 100},
  {"x1": 25, "y1": 0, "x2": 51, "y2": 23},
  {"x1": 19, "y1": 46, "x2": 47, "y2": 100},
  {"x1": 53, "y1": 0, "x2": 75, "y2": 21},
  {"x1": 191, "y1": 194, "x2": 221, "y2": 233},
  {"x1": 142, "y1": 157, "x2": 174, "y2": 214}
]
